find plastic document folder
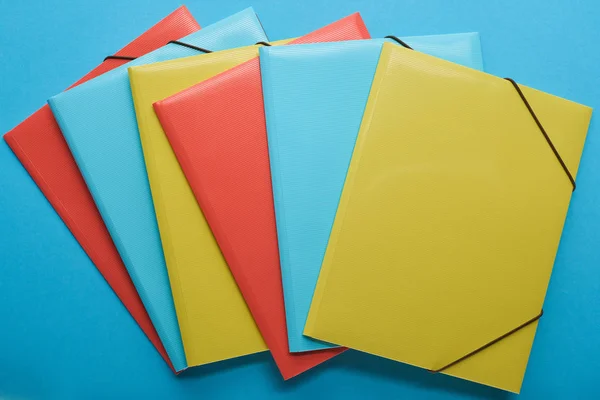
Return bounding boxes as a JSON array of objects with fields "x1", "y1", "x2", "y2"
[
  {"x1": 260, "y1": 33, "x2": 483, "y2": 353},
  {"x1": 154, "y1": 13, "x2": 369, "y2": 379},
  {"x1": 128, "y1": 42, "x2": 296, "y2": 365},
  {"x1": 304, "y1": 42, "x2": 592, "y2": 393},
  {"x1": 3, "y1": 6, "x2": 199, "y2": 371},
  {"x1": 48, "y1": 8, "x2": 267, "y2": 372}
]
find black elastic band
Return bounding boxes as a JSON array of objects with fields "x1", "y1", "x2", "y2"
[
  {"x1": 104, "y1": 40, "x2": 212, "y2": 62},
  {"x1": 385, "y1": 35, "x2": 413, "y2": 50},
  {"x1": 430, "y1": 309, "x2": 543, "y2": 373},
  {"x1": 168, "y1": 40, "x2": 212, "y2": 53},
  {"x1": 505, "y1": 78, "x2": 576, "y2": 191},
  {"x1": 103, "y1": 55, "x2": 137, "y2": 62},
  {"x1": 255, "y1": 41, "x2": 271, "y2": 46}
]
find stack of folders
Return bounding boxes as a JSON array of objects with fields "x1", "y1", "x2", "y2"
[{"x1": 3, "y1": 5, "x2": 592, "y2": 393}]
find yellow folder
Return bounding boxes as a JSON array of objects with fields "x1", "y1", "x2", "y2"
[
  {"x1": 305, "y1": 42, "x2": 592, "y2": 392},
  {"x1": 128, "y1": 42, "x2": 288, "y2": 366}
]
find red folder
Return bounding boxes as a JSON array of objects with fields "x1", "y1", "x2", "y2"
[
  {"x1": 3, "y1": 6, "x2": 200, "y2": 371},
  {"x1": 154, "y1": 13, "x2": 370, "y2": 379}
]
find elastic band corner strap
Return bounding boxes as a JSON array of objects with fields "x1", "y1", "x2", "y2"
[
  {"x1": 430, "y1": 77, "x2": 574, "y2": 373},
  {"x1": 103, "y1": 55, "x2": 136, "y2": 62},
  {"x1": 383, "y1": 37, "x2": 568, "y2": 373},
  {"x1": 430, "y1": 310, "x2": 543, "y2": 373},
  {"x1": 504, "y1": 77, "x2": 576, "y2": 191},
  {"x1": 384, "y1": 37, "x2": 574, "y2": 192},
  {"x1": 103, "y1": 40, "x2": 212, "y2": 62},
  {"x1": 385, "y1": 35, "x2": 413, "y2": 50}
]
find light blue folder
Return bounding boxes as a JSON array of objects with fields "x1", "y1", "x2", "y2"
[
  {"x1": 48, "y1": 8, "x2": 267, "y2": 372},
  {"x1": 260, "y1": 33, "x2": 484, "y2": 352}
]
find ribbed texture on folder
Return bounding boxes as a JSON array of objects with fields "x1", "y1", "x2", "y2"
[
  {"x1": 3, "y1": 6, "x2": 200, "y2": 372},
  {"x1": 48, "y1": 8, "x2": 266, "y2": 372},
  {"x1": 129, "y1": 45, "x2": 271, "y2": 367},
  {"x1": 260, "y1": 34, "x2": 484, "y2": 353},
  {"x1": 154, "y1": 13, "x2": 370, "y2": 379},
  {"x1": 304, "y1": 43, "x2": 592, "y2": 393}
]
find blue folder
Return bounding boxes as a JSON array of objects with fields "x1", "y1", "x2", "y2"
[
  {"x1": 260, "y1": 33, "x2": 484, "y2": 352},
  {"x1": 48, "y1": 8, "x2": 267, "y2": 371}
]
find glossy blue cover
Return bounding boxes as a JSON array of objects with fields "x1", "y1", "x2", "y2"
[
  {"x1": 260, "y1": 34, "x2": 483, "y2": 352},
  {"x1": 48, "y1": 8, "x2": 268, "y2": 372}
]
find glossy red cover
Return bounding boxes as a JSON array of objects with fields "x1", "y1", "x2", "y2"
[
  {"x1": 154, "y1": 13, "x2": 370, "y2": 379},
  {"x1": 3, "y1": 6, "x2": 200, "y2": 371}
]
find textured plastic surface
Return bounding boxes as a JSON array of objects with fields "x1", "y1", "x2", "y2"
[
  {"x1": 3, "y1": 2, "x2": 600, "y2": 398},
  {"x1": 48, "y1": 8, "x2": 266, "y2": 372},
  {"x1": 129, "y1": 43, "x2": 304, "y2": 365},
  {"x1": 260, "y1": 33, "x2": 483, "y2": 353},
  {"x1": 2, "y1": 6, "x2": 200, "y2": 371},
  {"x1": 305, "y1": 43, "x2": 592, "y2": 393},
  {"x1": 154, "y1": 13, "x2": 369, "y2": 380}
]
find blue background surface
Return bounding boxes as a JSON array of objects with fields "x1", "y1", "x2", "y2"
[{"x1": 0, "y1": 1, "x2": 598, "y2": 398}]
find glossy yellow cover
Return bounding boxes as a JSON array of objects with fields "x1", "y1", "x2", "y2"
[
  {"x1": 128, "y1": 42, "x2": 288, "y2": 366},
  {"x1": 305, "y1": 42, "x2": 592, "y2": 392}
]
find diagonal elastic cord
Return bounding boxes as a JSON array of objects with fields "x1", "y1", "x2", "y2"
[
  {"x1": 103, "y1": 40, "x2": 212, "y2": 62},
  {"x1": 430, "y1": 309, "x2": 544, "y2": 373},
  {"x1": 385, "y1": 40, "x2": 574, "y2": 189},
  {"x1": 505, "y1": 77, "x2": 576, "y2": 191},
  {"x1": 167, "y1": 40, "x2": 212, "y2": 53},
  {"x1": 103, "y1": 55, "x2": 136, "y2": 62},
  {"x1": 384, "y1": 35, "x2": 414, "y2": 50}
]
